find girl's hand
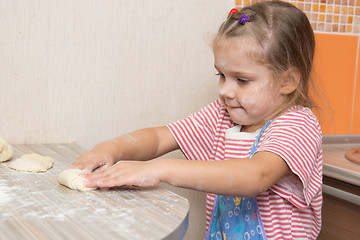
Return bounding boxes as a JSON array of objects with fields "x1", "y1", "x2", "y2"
[
  {"x1": 84, "y1": 160, "x2": 161, "y2": 188},
  {"x1": 71, "y1": 150, "x2": 115, "y2": 173}
]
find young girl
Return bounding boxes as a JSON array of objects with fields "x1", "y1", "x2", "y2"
[{"x1": 72, "y1": 1, "x2": 322, "y2": 239}]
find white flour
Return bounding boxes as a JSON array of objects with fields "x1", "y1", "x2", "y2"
[{"x1": 0, "y1": 179, "x2": 18, "y2": 206}]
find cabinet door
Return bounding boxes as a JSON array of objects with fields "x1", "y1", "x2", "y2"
[{"x1": 318, "y1": 177, "x2": 360, "y2": 239}]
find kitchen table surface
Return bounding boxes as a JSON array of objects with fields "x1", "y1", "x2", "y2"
[
  {"x1": 323, "y1": 135, "x2": 360, "y2": 186},
  {"x1": 0, "y1": 143, "x2": 189, "y2": 240}
]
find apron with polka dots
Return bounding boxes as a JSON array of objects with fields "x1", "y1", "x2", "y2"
[{"x1": 205, "y1": 121, "x2": 272, "y2": 240}]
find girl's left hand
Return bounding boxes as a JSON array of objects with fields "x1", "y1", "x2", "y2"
[{"x1": 83, "y1": 160, "x2": 161, "y2": 188}]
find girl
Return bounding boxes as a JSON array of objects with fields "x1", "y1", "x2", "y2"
[{"x1": 72, "y1": 1, "x2": 322, "y2": 239}]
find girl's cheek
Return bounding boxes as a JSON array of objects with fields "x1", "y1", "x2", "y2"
[
  {"x1": 219, "y1": 95, "x2": 225, "y2": 105},
  {"x1": 241, "y1": 95, "x2": 257, "y2": 106},
  {"x1": 219, "y1": 88, "x2": 226, "y2": 96}
]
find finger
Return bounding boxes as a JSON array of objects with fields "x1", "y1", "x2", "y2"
[
  {"x1": 84, "y1": 164, "x2": 116, "y2": 182},
  {"x1": 84, "y1": 162, "x2": 131, "y2": 187},
  {"x1": 71, "y1": 160, "x2": 97, "y2": 172},
  {"x1": 71, "y1": 153, "x2": 110, "y2": 172},
  {"x1": 85, "y1": 171, "x2": 124, "y2": 188}
]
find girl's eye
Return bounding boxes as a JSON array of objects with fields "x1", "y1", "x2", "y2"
[
  {"x1": 238, "y1": 78, "x2": 249, "y2": 84},
  {"x1": 216, "y1": 72, "x2": 225, "y2": 78}
]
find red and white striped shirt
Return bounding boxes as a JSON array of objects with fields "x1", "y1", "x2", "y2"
[{"x1": 167, "y1": 100, "x2": 323, "y2": 239}]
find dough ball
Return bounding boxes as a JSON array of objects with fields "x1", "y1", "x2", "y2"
[
  {"x1": 58, "y1": 169, "x2": 97, "y2": 191},
  {"x1": 8, "y1": 153, "x2": 54, "y2": 172},
  {"x1": 0, "y1": 138, "x2": 14, "y2": 163}
]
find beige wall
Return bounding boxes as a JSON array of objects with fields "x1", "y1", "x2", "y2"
[{"x1": 0, "y1": 0, "x2": 234, "y2": 239}]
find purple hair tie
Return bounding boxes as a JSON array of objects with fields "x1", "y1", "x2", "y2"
[{"x1": 238, "y1": 14, "x2": 250, "y2": 25}]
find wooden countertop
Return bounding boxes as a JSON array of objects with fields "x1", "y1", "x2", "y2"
[
  {"x1": 323, "y1": 135, "x2": 360, "y2": 186},
  {"x1": 0, "y1": 143, "x2": 189, "y2": 240}
]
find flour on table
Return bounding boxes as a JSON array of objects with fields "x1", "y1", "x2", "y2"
[
  {"x1": 8, "y1": 153, "x2": 54, "y2": 172},
  {"x1": 58, "y1": 169, "x2": 97, "y2": 191},
  {"x1": 0, "y1": 138, "x2": 14, "y2": 162}
]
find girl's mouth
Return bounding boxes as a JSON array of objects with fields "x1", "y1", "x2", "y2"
[{"x1": 226, "y1": 103, "x2": 242, "y2": 109}]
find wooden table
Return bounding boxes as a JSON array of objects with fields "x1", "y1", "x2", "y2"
[{"x1": 0, "y1": 143, "x2": 189, "y2": 240}]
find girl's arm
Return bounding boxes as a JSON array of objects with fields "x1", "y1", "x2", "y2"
[
  {"x1": 84, "y1": 150, "x2": 290, "y2": 197},
  {"x1": 71, "y1": 126, "x2": 179, "y2": 172}
]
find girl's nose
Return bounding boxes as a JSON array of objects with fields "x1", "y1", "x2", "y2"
[{"x1": 219, "y1": 79, "x2": 236, "y2": 99}]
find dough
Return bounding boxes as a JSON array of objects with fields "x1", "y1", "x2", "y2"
[
  {"x1": 8, "y1": 153, "x2": 54, "y2": 172},
  {"x1": 58, "y1": 169, "x2": 96, "y2": 191},
  {"x1": 0, "y1": 138, "x2": 14, "y2": 162}
]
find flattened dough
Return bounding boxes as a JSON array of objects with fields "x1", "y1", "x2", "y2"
[
  {"x1": 8, "y1": 153, "x2": 54, "y2": 172},
  {"x1": 0, "y1": 138, "x2": 14, "y2": 163},
  {"x1": 58, "y1": 169, "x2": 96, "y2": 191}
]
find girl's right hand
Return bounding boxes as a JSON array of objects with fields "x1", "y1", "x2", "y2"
[{"x1": 70, "y1": 150, "x2": 115, "y2": 173}]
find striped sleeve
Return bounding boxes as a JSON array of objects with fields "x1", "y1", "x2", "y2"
[
  {"x1": 257, "y1": 107, "x2": 323, "y2": 207},
  {"x1": 166, "y1": 100, "x2": 222, "y2": 161}
]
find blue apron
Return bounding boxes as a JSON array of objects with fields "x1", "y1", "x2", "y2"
[{"x1": 205, "y1": 121, "x2": 272, "y2": 240}]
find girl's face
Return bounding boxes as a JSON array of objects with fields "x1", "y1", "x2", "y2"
[{"x1": 214, "y1": 37, "x2": 287, "y2": 132}]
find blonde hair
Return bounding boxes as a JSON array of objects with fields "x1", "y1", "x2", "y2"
[{"x1": 213, "y1": 1, "x2": 316, "y2": 109}]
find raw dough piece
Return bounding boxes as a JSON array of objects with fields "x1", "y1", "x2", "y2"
[
  {"x1": 0, "y1": 138, "x2": 14, "y2": 162},
  {"x1": 58, "y1": 169, "x2": 96, "y2": 191},
  {"x1": 8, "y1": 153, "x2": 54, "y2": 172}
]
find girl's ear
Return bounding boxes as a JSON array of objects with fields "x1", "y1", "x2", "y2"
[{"x1": 280, "y1": 67, "x2": 301, "y2": 95}]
